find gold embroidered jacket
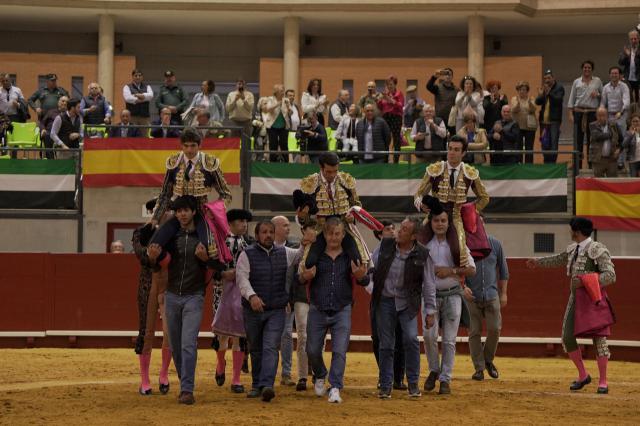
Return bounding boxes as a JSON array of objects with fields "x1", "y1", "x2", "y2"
[
  {"x1": 153, "y1": 151, "x2": 232, "y2": 221},
  {"x1": 414, "y1": 161, "x2": 489, "y2": 211},
  {"x1": 298, "y1": 171, "x2": 361, "y2": 226}
]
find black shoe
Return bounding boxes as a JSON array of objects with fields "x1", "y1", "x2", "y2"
[
  {"x1": 485, "y1": 362, "x2": 499, "y2": 379},
  {"x1": 215, "y1": 372, "x2": 225, "y2": 387},
  {"x1": 231, "y1": 384, "x2": 245, "y2": 393},
  {"x1": 139, "y1": 387, "x2": 152, "y2": 396},
  {"x1": 296, "y1": 378, "x2": 307, "y2": 391},
  {"x1": 159, "y1": 382, "x2": 170, "y2": 395},
  {"x1": 424, "y1": 371, "x2": 438, "y2": 392},
  {"x1": 597, "y1": 386, "x2": 609, "y2": 394},
  {"x1": 393, "y1": 381, "x2": 408, "y2": 390},
  {"x1": 247, "y1": 388, "x2": 261, "y2": 398},
  {"x1": 570, "y1": 375, "x2": 592, "y2": 391},
  {"x1": 408, "y1": 382, "x2": 421, "y2": 398},
  {"x1": 472, "y1": 370, "x2": 485, "y2": 381},
  {"x1": 378, "y1": 388, "x2": 391, "y2": 399},
  {"x1": 261, "y1": 387, "x2": 275, "y2": 402},
  {"x1": 438, "y1": 382, "x2": 451, "y2": 395}
]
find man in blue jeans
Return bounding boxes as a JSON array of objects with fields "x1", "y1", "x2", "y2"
[
  {"x1": 236, "y1": 220, "x2": 298, "y2": 402},
  {"x1": 299, "y1": 217, "x2": 369, "y2": 403},
  {"x1": 371, "y1": 217, "x2": 436, "y2": 399},
  {"x1": 147, "y1": 195, "x2": 230, "y2": 405}
]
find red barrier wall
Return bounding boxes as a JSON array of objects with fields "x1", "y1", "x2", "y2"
[{"x1": 1, "y1": 254, "x2": 638, "y2": 355}]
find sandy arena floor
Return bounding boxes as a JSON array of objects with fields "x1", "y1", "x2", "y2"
[{"x1": 0, "y1": 349, "x2": 639, "y2": 425}]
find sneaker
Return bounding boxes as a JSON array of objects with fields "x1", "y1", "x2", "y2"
[
  {"x1": 280, "y1": 375, "x2": 295, "y2": 386},
  {"x1": 408, "y1": 382, "x2": 421, "y2": 398},
  {"x1": 314, "y1": 377, "x2": 327, "y2": 396},
  {"x1": 378, "y1": 387, "x2": 391, "y2": 399},
  {"x1": 424, "y1": 371, "x2": 438, "y2": 392},
  {"x1": 178, "y1": 391, "x2": 195, "y2": 405},
  {"x1": 485, "y1": 362, "x2": 499, "y2": 379},
  {"x1": 327, "y1": 387, "x2": 342, "y2": 403},
  {"x1": 472, "y1": 370, "x2": 485, "y2": 381},
  {"x1": 296, "y1": 378, "x2": 307, "y2": 391},
  {"x1": 261, "y1": 387, "x2": 275, "y2": 402},
  {"x1": 438, "y1": 381, "x2": 451, "y2": 395}
]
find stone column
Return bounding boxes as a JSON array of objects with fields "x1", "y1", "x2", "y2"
[
  {"x1": 283, "y1": 16, "x2": 300, "y2": 93},
  {"x1": 98, "y1": 14, "x2": 115, "y2": 104},
  {"x1": 467, "y1": 15, "x2": 485, "y2": 85}
]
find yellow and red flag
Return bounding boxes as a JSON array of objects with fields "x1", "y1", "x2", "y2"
[
  {"x1": 83, "y1": 137, "x2": 240, "y2": 187},
  {"x1": 575, "y1": 178, "x2": 640, "y2": 231}
]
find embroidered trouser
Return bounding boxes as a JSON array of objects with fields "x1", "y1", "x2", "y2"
[{"x1": 561, "y1": 293, "x2": 610, "y2": 358}]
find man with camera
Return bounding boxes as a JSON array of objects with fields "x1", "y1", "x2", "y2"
[
  {"x1": 426, "y1": 68, "x2": 457, "y2": 134},
  {"x1": 226, "y1": 78, "x2": 255, "y2": 144},
  {"x1": 295, "y1": 112, "x2": 327, "y2": 164}
]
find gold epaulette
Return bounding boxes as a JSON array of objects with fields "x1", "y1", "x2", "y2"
[
  {"x1": 166, "y1": 153, "x2": 181, "y2": 170},
  {"x1": 202, "y1": 153, "x2": 220, "y2": 172},
  {"x1": 337, "y1": 171, "x2": 356, "y2": 189},
  {"x1": 300, "y1": 173, "x2": 319, "y2": 194},
  {"x1": 426, "y1": 161, "x2": 445, "y2": 177},
  {"x1": 463, "y1": 163, "x2": 479, "y2": 180}
]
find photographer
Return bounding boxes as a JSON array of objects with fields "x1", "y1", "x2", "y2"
[{"x1": 296, "y1": 112, "x2": 327, "y2": 164}]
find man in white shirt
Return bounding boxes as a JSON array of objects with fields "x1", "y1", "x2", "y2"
[
  {"x1": 123, "y1": 69, "x2": 154, "y2": 126},
  {"x1": 286, "y1": 89, "x2": 301, "y2": 132},
  {"x1": 0, "y1": 73, "x2": 26, "y2": 122},
  {"x1": 601, "y1": 66, "x2": 630, "y2": 135},
  {"x1": 422, "y1": 201, "x2": 476, "y2": 395},
  {"x1": 226, "y1": 79, "x2": 255, "y2": 144}
]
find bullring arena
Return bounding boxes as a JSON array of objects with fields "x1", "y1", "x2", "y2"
[{"x1": 3, "y1": 1, "x2": 640, "y2": 425}]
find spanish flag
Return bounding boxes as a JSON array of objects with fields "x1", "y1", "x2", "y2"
[
  {"x1": 83, "y1": 137, "x2": 240, "y2": 187},
  {"x1": 575, "y1": 178, "x2": 640, "y2": 231}
]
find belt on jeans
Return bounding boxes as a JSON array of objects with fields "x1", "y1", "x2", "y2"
[{"x1": 436, "y1": 285, "x2": 462, "y2": 298}]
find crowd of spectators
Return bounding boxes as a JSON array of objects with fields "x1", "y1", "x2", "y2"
[{"x1": 1, "y1": 28, "x2": 640, "y2": 176}]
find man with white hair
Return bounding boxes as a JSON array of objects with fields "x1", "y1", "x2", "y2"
[
  {"x1": 329, "y1": 90, "x2": 350, "y2": 131},
  {"x1": 619, "y1": 30, "x2": 640, "y2": 103},
  {"x1": 411, "y1": 103, "x2": 447, "y2": 163}
]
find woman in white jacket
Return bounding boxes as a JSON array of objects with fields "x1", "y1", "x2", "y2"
[
  {"x1": 261, "y1": 84, "x2": 292, "y2": 162},
  {"x1": 454, "y1": 76, "x2": 484, "y2": 132},
  {"x1": 301, "y1": 78, "x2": 329, "y2": 126}
]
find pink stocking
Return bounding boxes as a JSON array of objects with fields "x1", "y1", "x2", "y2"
[
  {"x1": 597, "y1": 356, "x2": 608, "y2": 388},
  {"x1": 216, "y1": 349, "x2": 226, "y2": 375},
  {"x1": 138, "y1": 353, "x2": 152, "y2": 391},
  {"x1": 567, "y1": 350, "x2": 589, "y2": 381},
  {"x1": 232, "y1": 350, "x2": 244, "y2": 385}
]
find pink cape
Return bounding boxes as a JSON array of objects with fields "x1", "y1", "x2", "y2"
[
  {"x1": 574, "y1": 288, "x2": 615, "y2": 338},
  {"x1": 461, "y1": 202, "x2": 491, "y2": 260},
  {"x1": 202, "y1": 200, "x2": 232, "y2": 264}
]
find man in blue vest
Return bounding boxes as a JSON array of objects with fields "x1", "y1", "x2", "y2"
[
  {"x1": 123, "y1": 69, "x2": 154, "y2": 126},
  {"x1": 236, "y1": 220, "x2": 298, "y2": 402}
]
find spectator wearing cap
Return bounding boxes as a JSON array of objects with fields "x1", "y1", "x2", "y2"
[
  {"x1": 50, "y1": 97, "x2": 83, "y2": 151},
  {"x1": 108, "y1": 109, "x2": 142, "y2": 138},
  {"x1": 80, "y1": 82, "x2": 112, "y2": 125},
  {"x1": 535, "y1": 69, "x2": 565, "y2": 164},
  {"x1": 426, "y1": 68, "x2": 457, "y2": 134},
  {"x1": 376, "y1": 75, "x2": 405, "y2": 163},
  {"x1": 511, "y1": 81, "x2": 538, "y2": 164},
  {"x1": 0, "y1": 73, "x2": 27, "y2": 123},
  {"x1": 226, "y1": 79, "x2": 255, "y2": 142},
  {"x1": 123, "y1": 69, "x2": 154, "y2": 126},
  {"x1": 156, "y1": 71, "x2": 188, "y2": 124},
  {"x1": 482, "y1": 81, "x2": 508, "y2": 132},
  {"x1": 28, "y1": 73, "x2": 70, "y2": 122},
  {"x1": 568, "y1": 60, "x2": 603, "y2": 169},
  {"x1": 186, "y1": 80, "x2": 225, "y2": 127},
  {"x1": 619, "y1": 30, "x2": 640, "y2": 103},
  {"x1": 403, "y1": 85, "x2": 424, "y2": 129}
]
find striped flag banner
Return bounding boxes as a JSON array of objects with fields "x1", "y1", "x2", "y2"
[
  {"x1": 576, "y1": 178, "x2": 640, "y2": 231},
  {"x1": 250, "y1": 163, "x2": 567, "y2": 214},
  {"x1": 83, "y1": 137, "x2": 241, "y2": 187},
  {"x1": 0, "y1": 159, "x2": 76, "y2": 209}
]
